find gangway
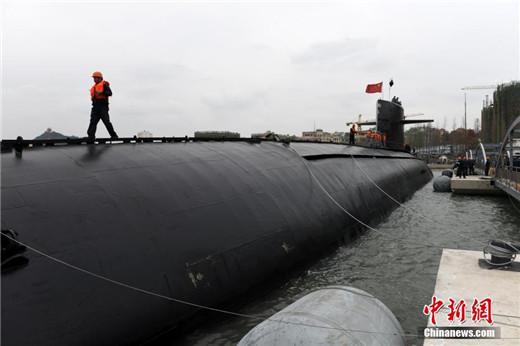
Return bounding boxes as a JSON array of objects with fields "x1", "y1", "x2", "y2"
[{"x1": 494, "y1": 116, "x2": 520, "y2": 201}]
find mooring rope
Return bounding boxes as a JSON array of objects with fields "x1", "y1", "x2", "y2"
[
  {"x1": 286, "y1": 145, "x2": 454, "y2": 250},
  {"x1": 344, "y1": 151, "x2": 520, "y2": 269},
  {"x1": 285, "y1": 147, "x2": 520, "y2": 323},
  {"x1": 347, "y1": 152, "x2": 488, "y2": 246},
  {"x1": 2, "y1": 234, "x2": 421, "y2": 339},
  {"x1": 508, "y1": 194, "x2": 520, "y2": 215}
]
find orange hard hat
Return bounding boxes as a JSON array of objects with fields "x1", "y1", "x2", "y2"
[
  {"x1": 457, "y1": 156, "x2": 461, "y2": 160},
  {"x1": 92, "y1": 71, "x2": 103, "y2": 78},
  {"x1": 486, "y1": 156, "x2": 490, "y2": 159}
]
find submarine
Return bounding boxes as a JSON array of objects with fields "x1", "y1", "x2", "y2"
[{"x1": 1, "y1": 98, "x2": 433, "y2": 345}]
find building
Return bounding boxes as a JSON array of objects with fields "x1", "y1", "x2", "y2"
[
  {"x1": 481, "y1": 81, "x2": 520, "y2": 143},
  {"x1": 300, "y1": 129, "x2": 346, "y2": 143},
  {"x1": 137, "y1": 130, "x2": 153, "y2": 138}
]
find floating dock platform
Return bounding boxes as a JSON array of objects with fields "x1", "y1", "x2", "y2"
[
  {"x1": 424, "y1": 249, "x2": 520, "y2": 345},
  {"x1": 451, "y1": 176, "x2": 506, "y2": 196}
]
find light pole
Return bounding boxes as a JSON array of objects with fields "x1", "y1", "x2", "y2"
[{"x1": 464, "y1": 91, "x2": 467, "y2": 130}]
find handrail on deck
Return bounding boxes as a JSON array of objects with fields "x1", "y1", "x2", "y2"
[{"x1": 495, "y1": 165, "x2": 520, "y2": 193}]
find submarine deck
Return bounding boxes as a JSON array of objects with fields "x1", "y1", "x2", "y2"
[
  {"x1": 1, "y1": 135, "x2": 413, "y2": 157},
  {"x1": 424, "y1": 249, "x2": 520, "y2": 345}
]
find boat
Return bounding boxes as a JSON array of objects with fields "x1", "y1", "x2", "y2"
[{"x1": 1, "y1": 99, "x2": 432, "y2": 344}]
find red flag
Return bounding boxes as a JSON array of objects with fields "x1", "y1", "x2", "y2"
[{"x1": 365, "y1": 82, "x2": 383, "y2": 93}]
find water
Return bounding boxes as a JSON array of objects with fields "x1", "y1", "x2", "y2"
[{"x1": 169, "y1": 170, "x2": 520, "y2": 345}]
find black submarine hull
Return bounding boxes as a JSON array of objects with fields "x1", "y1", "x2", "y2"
[{"x1": 1, "y1": 140, "x2": 432, "y2": 345}]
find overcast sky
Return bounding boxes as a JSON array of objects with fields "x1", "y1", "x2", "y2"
[{"x1": 2, "y1": 1, "x2": 519, "y2": 139}]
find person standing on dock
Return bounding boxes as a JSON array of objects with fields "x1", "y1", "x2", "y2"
[
  {"x1": 504, "y1": 155, "x2": 510, "y2": 167},
  {"x1": 454, "y1": 156, "x2": 466, "y2": 178},
  {"x1": 349, "y1": 124, "x2": 357, "y2": 145},
  {"x1": 468, "y1": 158, "x2": 475, "y2": 175},
  {"x1": 485, "y1": 156, "x2": 491, "y2": 176},
  {"x1": 87, "y1": 71, "x2": 118, "y2": 140},
  {"x1": 462, "y1": 157, "x2": 469, "y2": 177}
]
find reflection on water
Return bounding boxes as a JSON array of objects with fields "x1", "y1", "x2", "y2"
[{"x1": 173, "y1": 170, "x2": 520, "y2": 346}]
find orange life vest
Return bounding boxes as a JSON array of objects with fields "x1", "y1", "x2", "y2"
[
  {"x1": 90, "y1": 81, "x2": 110, "y2": 102},
  {"x1": 366, "y1": 130, "x2": 371, "y2": 138}
]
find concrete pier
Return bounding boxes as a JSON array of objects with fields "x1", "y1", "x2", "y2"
[
  {"x1": 428, "y1": 164, "x2": 453, "y2": 170},
  {"x1": 451, "y1": 176, "x2": 506, "y2": 196},
  {"x1": 424, "y1": 249, "x2": 520, "y2": 345}
]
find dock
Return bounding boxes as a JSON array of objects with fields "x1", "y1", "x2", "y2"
[
  {"x1": 428, "y1": 164, "x2": 453, "y2": 170},
  {"x1": 450, "y1": 176, "x2": 506, "y2": 196},
  {"x1": 424, "y1": 249, "x2": 520, "y2": 345}
]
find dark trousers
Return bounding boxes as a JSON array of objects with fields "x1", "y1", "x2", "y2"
[
  {"x1": 349, "y1": 134, "x2": 355, "y2": 145},
  {"x1": 87, "y1": 103, "x2": 117, "y2": 138}
]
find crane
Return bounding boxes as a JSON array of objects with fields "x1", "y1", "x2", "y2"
[
  {"x1": 461, "y1": 85, "x2": 497, "y2": 90},
  {"x1": 461, "y1": 85, "x2": 497, "y2": 129},
  {"x1": 346, "y1": 114, "x2": 364, "y2": 131}
]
